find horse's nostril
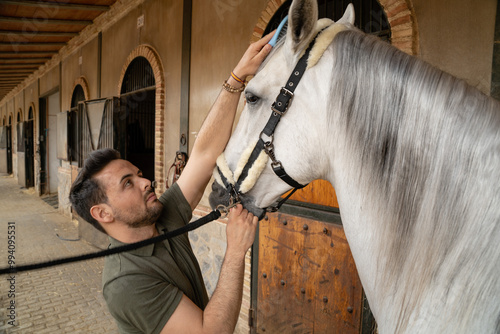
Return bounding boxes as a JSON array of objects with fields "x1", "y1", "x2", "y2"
[{"x1": 209, "y1": 181, "x2": 231, "y2": 209}]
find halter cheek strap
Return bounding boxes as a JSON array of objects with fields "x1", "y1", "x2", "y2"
[
  {"x1": 214, "y1": 40, "x2": 314, "y2": 209},
  {"x1": 215, "y1": 22, "x2": 346, "y2": 211}
]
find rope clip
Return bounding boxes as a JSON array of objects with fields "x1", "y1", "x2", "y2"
[{"x1": 216, "y1": 200, "x2": 241, "y2": 219}]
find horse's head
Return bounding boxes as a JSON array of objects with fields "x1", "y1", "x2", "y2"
[{"x1": 209, "y1": 0, "x2": 354, "y2": 219}]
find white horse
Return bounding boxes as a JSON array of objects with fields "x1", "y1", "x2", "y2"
[{"x1": 209, "y1": 0, "x2": 500, "y2": 332}]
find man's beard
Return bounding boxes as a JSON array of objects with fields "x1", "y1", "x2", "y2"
[{"x1": 115, "y1": 191, "x2": 164, "y2": 228}]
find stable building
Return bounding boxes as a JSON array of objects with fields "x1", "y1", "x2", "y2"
[{"x1": 0, "y1": 0, "x2": 497, "y2": 333}]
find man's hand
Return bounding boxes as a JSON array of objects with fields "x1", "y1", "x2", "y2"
[
  {"x1": 232, "y1": 31, "x2": 275, "y2": 81},
  {"x1": 226, "y1": 204, "x2": 259, "y2": 258}
]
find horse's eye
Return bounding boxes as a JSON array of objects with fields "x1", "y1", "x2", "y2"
[{"x1": 245, "y1": 93, "x2": 260, "y2": 105}]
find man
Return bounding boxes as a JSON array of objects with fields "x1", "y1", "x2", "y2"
[{"x1": 69, "y1": 32, "x2": 274, "y2": 334}]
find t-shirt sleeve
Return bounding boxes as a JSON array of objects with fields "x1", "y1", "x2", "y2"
[
  {"x1": 158, "y1": 182, "x2": 192, "y2": 229},
  {"x1": 104, "y1": 273, "x2": 184, "y2": 334}
]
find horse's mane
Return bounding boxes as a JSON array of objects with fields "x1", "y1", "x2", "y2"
[{"x1": 329, "y1": 29, "x2": 500, "y2": 331}]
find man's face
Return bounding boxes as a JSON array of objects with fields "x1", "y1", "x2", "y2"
[{"x1": 95, "y1": 159, "x2": 163, "y2": 228}]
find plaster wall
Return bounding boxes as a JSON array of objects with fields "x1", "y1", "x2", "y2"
[
  {"x1": 101, "y1": 7, "x2": 142, "y2": 99},
  {"x1": 413, "y1": 0, "x2": 497, "y2": 94},
  {"x1": 61, "y1": 37, "x2": 100, "y2": 113},
  {"x1": 39, "y1": 65, "x2": 60, "y2": 97},
  {"x1": 14, "y1": 93, "x2": 22, "y2": 121},
  {"x1": 23, "y1": 81, "x2": 38, "y2": 120},
  {"x1": 140, "y1": 0, "x2": 184, "y2": 170},
  {"x1": 190, "y1": 0, "x2": 269, "y2": 208}
]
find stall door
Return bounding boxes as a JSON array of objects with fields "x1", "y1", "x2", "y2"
[
  {"x1": 6, "y1": 125, "x2": 12, "y2": 174},
  {"x1": 0, "y1": 126, "x2": 11, "y2": 174},
  {"x1": 25, "y1": 120, "x2": 34, "y2": 188},
  {"x1": 252, "y1": 181, "x2": 374, "y2": 334}
]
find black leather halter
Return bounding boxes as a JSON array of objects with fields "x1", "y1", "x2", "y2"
[{"x1": 217, "y1": 32, "x2": 322, "y2": 212}]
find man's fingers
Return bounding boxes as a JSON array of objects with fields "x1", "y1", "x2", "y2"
[
  {"x1": 259, "y1": 30, "x2": 276, "y2": 45},
  {"x1": 256, "y1": 43, "x2": 272, "y2": 61}
]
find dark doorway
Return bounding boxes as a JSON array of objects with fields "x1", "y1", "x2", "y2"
[
  {"x1": 0, "y1": 116, "x2": 12, "y2": 175},
  {"x1": 25, "y1": 107, "x2": 35, "y2": 188},
  {"x1": 39, "y1": 98, "x2": 47, "y2": 194},
  {"x1": 118, "y1": 56, "x2": 156, "y2": 181},
  {"x1": 7, "y1": 116, "x2": 12, "y2": 174},
  {"x1": 69, "y1": 84, "x2": 85, "y2": 164},
  {"x1": 264, "y1": 0, "x2": 391, "y2": 41}
]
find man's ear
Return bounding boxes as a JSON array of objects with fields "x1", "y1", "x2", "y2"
[{"x1": 90, "y1": 204, "x2": 114, "y2": 225}]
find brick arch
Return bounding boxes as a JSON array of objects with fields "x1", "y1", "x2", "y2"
[
  {"x1": 118, "y1": 45, "x2": 166, "y2": 192},
  {"x1": 72, "y1": 76, "x2": 90, "y2": 101},
  {"x1": 252, "y1": 0, "x2": 418, "y2": 55}
]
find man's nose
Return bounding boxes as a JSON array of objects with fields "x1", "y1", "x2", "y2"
[{"x1": 141, "y1": 177, "x2": 153, "y2": 191}]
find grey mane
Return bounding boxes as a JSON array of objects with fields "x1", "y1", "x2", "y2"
[{"x1": 329, "y1": 29, "x2": 500, "y2": 331}]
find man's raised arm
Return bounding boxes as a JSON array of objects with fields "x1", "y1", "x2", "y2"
[{"x1": 176, "y1": 33, "x2": 273, "y2": 210}]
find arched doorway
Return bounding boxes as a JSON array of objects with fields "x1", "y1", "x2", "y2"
[{"x1": 118, "y1": 56, "x2": 156, "y2": 182}]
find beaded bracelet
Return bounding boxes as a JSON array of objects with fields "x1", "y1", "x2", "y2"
[
  {"x1": 222, "y1": 80, "x2": 245, "y2": 93},
  {"x1": 231, "y1": 71, "x2": 246, "y2": 84}
]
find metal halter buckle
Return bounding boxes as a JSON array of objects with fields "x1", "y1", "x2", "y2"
[
  {"x1": 271, "y1": 87, "x2": 294, "y2": 116},
  {"x1": 280, "y1": 87, "x2": 294, "y2": 97}
]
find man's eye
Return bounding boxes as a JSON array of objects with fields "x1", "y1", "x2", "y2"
[
  {"x1": 245, "y1": 93, "x2": 260, "y2": 105},
  {"x1": 125, "y1": 180, "x2": 131, "y2": 187}
]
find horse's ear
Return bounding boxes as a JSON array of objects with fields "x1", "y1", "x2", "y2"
[
  {"x1": 286, "y1": 0, "x2": 318, "y2": 54},
  {"x1": 337, "y1": 3, "x2": 355, "y2": 25}
]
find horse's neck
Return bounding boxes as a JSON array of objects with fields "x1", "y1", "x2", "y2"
[
  {"x1": 323, "y1": 30, "x2": 500, "y2": 333},
  {"x1": 327, "y1": 166, "x2": 388, "y2": 323},
  {"x1": 329, "y1": 127, "x2": 500, "y2": 334}
]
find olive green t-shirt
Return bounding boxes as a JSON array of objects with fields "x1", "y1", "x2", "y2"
[{"x1": 102, "y1": 183, "x2": 209, "y2": 334}]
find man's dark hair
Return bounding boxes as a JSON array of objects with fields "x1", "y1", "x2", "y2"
[{"x1": 69, "y1": 148, "x2": 121, "y2": 233}]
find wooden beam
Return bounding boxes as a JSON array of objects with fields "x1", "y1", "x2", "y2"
[
  {"x1": 0, "y1": 16, "x2": 93, "y2": 26},
  {"x1": 0, "y1": 58, "x2": 51, "y2": 63},
  {"x1": 0, "y1": 42, "x2": 65, "y2": 46},
  {"x1": 0, "y1": 51, "x2": 57, "y2": 56},
  {"x1": 0, "y1": 30, "x2": 78, "y2": 37},
  {"x1": 0, "y1": 1, "x2": 110, "y2": 11},
  {"x1": 0, "y1": 74, "x2": 30, "y2": 78},
  {"x1": 0, "y1": 64, "x2": 40, "y2": 68},
  {"x1": 0, "y1": 57, "x2": 51, "y2": 60},
  {"x1": 0, "y1": 69, "x2": 34, "y2": 73}
]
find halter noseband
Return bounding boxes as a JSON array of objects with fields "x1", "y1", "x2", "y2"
[{"x1": 215, "y1": 27, "x2": 327, "y2": 212}]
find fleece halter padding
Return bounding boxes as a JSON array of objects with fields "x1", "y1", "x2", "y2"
[
  {"x1": 214, "y1": 139, "x2": 269, "y2": 195},
  {"x1": 306, "y1": 19, "x2": 348, "y2": 69}
]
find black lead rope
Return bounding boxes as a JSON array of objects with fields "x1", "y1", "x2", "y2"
[{"x1": 0, "y1": 209, "x2": 222, "y2": 275}]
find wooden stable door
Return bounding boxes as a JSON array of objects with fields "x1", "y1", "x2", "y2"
[{"x1": 252, "y1": 180, "x2": 372, "y2": 333}]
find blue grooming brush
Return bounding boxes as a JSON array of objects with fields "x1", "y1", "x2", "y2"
[{"x1": 268, "y1": 15, "x2": 288, "y2": 47}]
